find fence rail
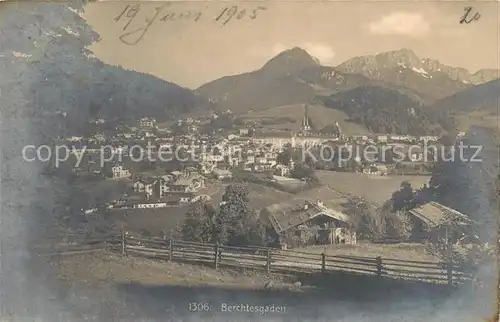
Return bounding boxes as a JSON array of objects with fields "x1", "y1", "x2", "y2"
[{"x1": 41, "y1": 232, "x2": 473, "y2": 285}]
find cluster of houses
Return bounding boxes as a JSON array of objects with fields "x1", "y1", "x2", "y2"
[
  {"x1": 259, "y1": 187, "x2": 473, "y2": 249},
  {"x1": 71, "y1": 113, "x2": 472, "y2": 247},
  {"x1": 69, "y1": 112, "x2": 463, "y2": 185},
  {"x1": 128, "y1": 168, "x2": 206, "y2": 206}
]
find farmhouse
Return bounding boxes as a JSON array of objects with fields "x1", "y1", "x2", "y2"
[
  {"x1": 261, "y1": 188, "x2": 356, "y2": 249},
  {"x1": 132, "y1": 177, "x2": 156, "y2": 198},
  {"x1": 111, "y1": 165, "x2": 131, "y2": 179},
  {"x1": 168, "y1": 174, "x2": 205, "y2": 193},
  {"x1": 407, "y1": 201, "x2": 473, "y2": 243},
  {"x1": 155, "y1": 172, "x2": 205, "y2": 197}
]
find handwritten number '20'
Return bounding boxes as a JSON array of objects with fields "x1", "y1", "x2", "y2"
[{"x1": 215, "y1": 6, "x2": 266, "y2": 26}]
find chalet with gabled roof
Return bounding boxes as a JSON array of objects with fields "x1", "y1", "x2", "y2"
[
  {"x1": 407, "y1": 201, "x2": 473, "y2": 243},
  {"x1": 260, "y1": 187, "x2": 356, "y2": 248}
]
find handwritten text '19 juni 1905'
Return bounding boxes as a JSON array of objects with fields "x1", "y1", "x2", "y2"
[{"x1": 114, "y1": 4, "x2": 267, "y2": 45}]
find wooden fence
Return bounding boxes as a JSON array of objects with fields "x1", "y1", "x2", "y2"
[{"x1": 110, "y1": 232, "x2": 470, "y2": 285}]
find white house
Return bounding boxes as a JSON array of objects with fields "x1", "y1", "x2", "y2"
[
  {"x1": 111, "y1": 165, "x2": 131, "y2": 179},
  {"x1": 239, "y1": 128, "x2": 250, "y2": 136},
  {"x1": 140, "y1": 117, "x2": 156, "y2": 128},
  {"x1": 134, "y1": 202, "x2": 167, "y2": 209},
  {"x1": 419, "y1": 136, "x2": 439, "y2": 143},
  {"x1": 376, "y1": 135, "x2": 388, "y2": 143},
  {"x1": 133, "y1": 178, "x2": 155, "y2": 198}
]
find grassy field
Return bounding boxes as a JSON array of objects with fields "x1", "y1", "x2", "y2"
[
  {"x1": 243, "y1": 103, "x2": 371, "y2": 136},
  {"x1": 199, "y1": 179, "x2": 294, "y2": 209},
  {"x1": 109, "y1": 172, "x2": 431, "y2": 236},
  {"x1": 295, "y1": 242, "x2": 438, "y2": 262},
  {"x1": 106, "y1": 180, "x2": 294, "y2": 235},
  {"x1": 47, "y1": 250, "x2": 489, "y2": 321},
  {"x1": 317, "y1": 171, "x2": 431, "y2": 206},
  {"x1": 54, "y1": 251, "x2": 287, "y2": 290}
]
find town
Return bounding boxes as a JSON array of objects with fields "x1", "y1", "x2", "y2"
[
  {"x1": 45, "y1": 104, "x2": 476, "y2": 252},
  {"x1": 4, "y1": 1, "x2": 499, "y2": 320}
]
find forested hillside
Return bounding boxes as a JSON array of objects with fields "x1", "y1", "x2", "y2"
[{"x1": 318, "y1": 86, "x2": 444, "y2": 135}]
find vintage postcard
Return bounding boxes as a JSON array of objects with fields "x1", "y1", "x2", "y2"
[{"x1": 0, "y1": 1, "x2": 499, "y2": 321}]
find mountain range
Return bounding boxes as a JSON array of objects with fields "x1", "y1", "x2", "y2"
[
  {"x1": 336, "y1": 48, "x2": 498, "y2": 86},
  {"x1": 194, "y1": 47, "x2": 499, "y2": 134},
  {"x1": 195, "y1": 48, "x2": 373, "y2": 114},
  {"x1": 197, "y1": 48, "x2": 498, "y2": 108},
  {"x1": 73, "y1": 47, "x2": 498, "y2": 135},
  {"x1": 430, "y1": 78, "x2": 500, "y2": 113}
]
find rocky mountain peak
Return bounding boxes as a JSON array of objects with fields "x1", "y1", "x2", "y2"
[
  {"x1": 261, "y1": 47, "x2": 320, "y2": 75},
  {"x1": 382, "y1": 48, "x2": 421, "y2": 66},
  {"x1": 337, "y1": 48, "x2": 499, "y2": 85},
  {"x1": 336, "y1": 48, "x2": 422, "y2": 73}
]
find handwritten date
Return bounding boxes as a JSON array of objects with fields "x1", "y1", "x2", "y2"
[{"x1": 114, "y1": 4, "x2": 267, "y2": 45}]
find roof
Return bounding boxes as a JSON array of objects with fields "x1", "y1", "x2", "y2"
[
  {"x1": 134, "y1": 177, "x2": 156, "y2": 185},
  {"x1": 213, "y1": 168, "x2": 232, "y2": 175},
  {"x1": 253, "y1": 132, "x2": 294, "y2": 139},
  {"x1": 172, "y1": 175, "x2": 204, "y2": 186},
  {"x1": 265, "y1": 201, "x2": 350, "y2": 234},
  {"x1": 408, "y1": 201, "x2": 472, "y2": 228},
  {"x1": 262, "y1": 187, "x2": 351, "y2": 234},
  {"x1": 160, "y1": 175, "x2": 172, "y2": 182}
]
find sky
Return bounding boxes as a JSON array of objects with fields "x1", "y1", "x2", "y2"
[{"x1": 84, "y1": 1, "x2": 500, "y2": 89}]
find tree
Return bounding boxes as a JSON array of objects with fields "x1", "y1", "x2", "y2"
[
  {"x1": 320, "y1": 87, "x2": 441, "y2": 136},
  {"x1": 391, "y1": 181, "x2": 416, "y2": 211},
  {"x1": 345, "y1": 198, "x2": 385, "y2": 240},
  {"x1": 424, "y1": 129, "x2": 497, "y2": 289},
  {"x1": 180, "y1": 184, "x2": 269, "y2": 246},
  {"x1": 218, "y1": 184, "x2": 252, "y2": 245},
  {"x1": 219, "y1": 184, "x2": 269, "y2": 246},
  {"x1": 345, "y1": 158, "x2": 359, "y2": 172},
  {"x1": 1, "y1": 2, "x2": 109, "y2": 318},
  {"x1": 276, "y1": 148, "x2": 292, "y2": 165},
  {"x1": 414, "y1": 184, "x2": 432, "y2": 205},
  {"x1": 1, "y1": 1, "x2": 107, "y2": 245},
  {"x1": 290, "y1": 164, "x2": 318, "y2": 184},
  {"x1": 383, "y1": 206, "x2": 413, "y2": 241},
  {"x1": 180, "y1": 202, "x2": 218, "y2": 243},
  {"x1": 382, "y1": 147, "x2": 395, "y2": 164}
]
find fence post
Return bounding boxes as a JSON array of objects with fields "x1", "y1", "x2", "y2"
[
  {"x1": 214, "y1": 243, "x2": 220, "y2": 270},
  {"x1": 266, "y1": 248, "x2": 271, "y2": 273},
  {"x1": 121, "y1": 229, "x2": 127, "y2": 255},
  {"x1": 447, "y1": 261, "x2": 453, "y2": 286},
  {"x1": 321, "y1": 253, "x2": 326, "y2": 274},
  {"x1": 446, "y1": 234, "x2": 453, "y2": 286},
  {"x1": 168, "y1": 239, "x2": 173, "y2": 261},
  {"x1": 376, "y1": 256, "x2": 383, "y2": 277}
]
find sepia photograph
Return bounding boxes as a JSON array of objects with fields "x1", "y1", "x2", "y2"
[{"x1": 0, "y1": 1, "x2": 499, "y2": 321}]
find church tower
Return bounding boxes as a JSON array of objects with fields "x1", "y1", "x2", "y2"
[
  {"x1": 335, "y1": 121, "x2": 342, "y2": 137},
  {"x1": 302, "y1": 104, "x2": 311, "y2": 132}
]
